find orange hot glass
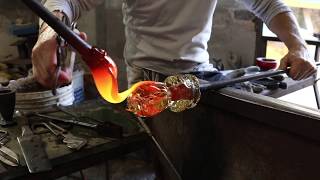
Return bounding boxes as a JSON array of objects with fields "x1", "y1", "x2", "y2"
[
  {"x1": 127, "y1": 82, "x2": 170, "y2": 117},
  {"x1": 82, "y1": 47, "x2": 153, "y2": 104},
  {"x1": 127, "y1": 74, "x2": 201, "y2": 117}
]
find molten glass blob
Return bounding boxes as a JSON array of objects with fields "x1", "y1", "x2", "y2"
[
  {"x1": 165, "y1": 74, "x2": 201, "y2": 113},
  {"x1": 127, "y1": 74, "x2": 201, "y2": 117},
  {"x1": 82, "y1": 47, "x2": 200, "y2": 117},
  {"x1": 83, "y1": 47, "x2": 153, "y2": 103},
  {"x1": 126, "y1": 82, "x2": 170, "y2": 117}
]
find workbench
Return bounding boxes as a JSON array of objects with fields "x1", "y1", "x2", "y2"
[
  {"x1": 0, "y1": 76, "x2": 317, "y2": 180},
  {"x1": 0, "y1": 99, "x2": 149, "y2": 180},
  {"x1": 198, "y1": 87, "x2": 320, "y2": 179}
]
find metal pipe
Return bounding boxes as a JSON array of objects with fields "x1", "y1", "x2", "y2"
[
  {"x1": 200, "y1": 69, "x2": 286, "y2": 91},
  {"x1": 136, "y1": 117, "x2": 182, "y2": 180},
  {"x1": 21, "y1": 0, "x2": 92, "y2": 56},
  {"x1": 200, "y1": 62, "x2": 320, "y2": 91}
]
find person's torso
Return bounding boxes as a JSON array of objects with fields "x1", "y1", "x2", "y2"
[{"x1": 122, "y1": 0, "x2": 218, "y2": 75}]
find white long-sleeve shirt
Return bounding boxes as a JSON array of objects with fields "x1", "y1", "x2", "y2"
[{"x1": 42, "y1": 0, "x2": 291, "y2": 75}]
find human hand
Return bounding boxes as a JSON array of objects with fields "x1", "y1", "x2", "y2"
[
  {"x1": 32, "y1": 20, "x2": 87, "y2": 88},
  {"x1": 278, "y1": 47, "x2": 317, "y2": 80},
  {"x1": 32, "y1": 24, "x2": 60, "y2": 88}
]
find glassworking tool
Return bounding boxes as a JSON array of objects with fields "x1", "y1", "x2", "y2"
[
  {"x1": 199, "y1": 62, "x2": 320, "y2": 91},
  {"x1": 252, "y1": 77, "x2": 287, "y2": 90},
  {"x1": 17, "y1": 116, "x2": 52, "y2": 173},
  {"x1": 34, "y1": 107, "x2": 123, "y2": 138},
  {"x1": 52, "y1": 32, "x2": 67, "y2": 96},
  {"x1": 31, "y1": 121, "x2": 87, "y2": 150},
  {"x1": 0, "y1": 130, "x2": 19, "y2": 166}
]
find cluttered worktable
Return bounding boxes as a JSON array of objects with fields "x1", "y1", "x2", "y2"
[{"x1": 0, "y1": 99, "x2": 149, "y2": 180}]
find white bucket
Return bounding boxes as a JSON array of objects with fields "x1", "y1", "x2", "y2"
[
  {"x1": 15, "y1": 83, "x2": 74, "y2": 114},
  {"x1": 72, "y1": 70, "x2": 85, "y2": 104}
]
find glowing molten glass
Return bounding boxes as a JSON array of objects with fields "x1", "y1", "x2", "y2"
[
  {"x1": 81, "y1": 47, "x2": 200, "y2": 117},
  {"x1": 82, "y1": 47, "x2": 153, "y2": 103},
  {"x1": 127, "y1": 82, "x2": 170, "y2": 117},
  {"x1": 127, "y1": 74, "x2": 201, "y2": 117}
]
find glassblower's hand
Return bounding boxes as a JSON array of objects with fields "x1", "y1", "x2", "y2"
[
  {"x1": 31, "y1": 21, "x2": 87, "y2": 88},
  {"x1": 278, "y1": 47, "x2": 317, "y2": 80}
]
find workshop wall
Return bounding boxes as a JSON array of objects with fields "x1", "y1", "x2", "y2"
[
  {"x1": 0, "y1": 1, "x2": 97, "y2": 62},
  {"x1": 209, "y1": 0, "x2": 257, "y2": 70},
  {"x1": 0, "y1": 1, "x2": 36, "y2": 61},
  {"x1": 78, "y1": 10, "x2": 97, "y2": 49},
  {"x1": 94, "y1": 0, "x2": 127, "y2": 90}
]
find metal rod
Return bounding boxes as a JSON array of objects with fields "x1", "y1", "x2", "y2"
[
  {"x1": 136, "y1": 117, "x2": 182, "y2": 180},
  {"x1": 200, "y1": 62, "x2": 320, "y2": 91},
  {"x1": 34, "y1": 113, "x2": 97, "y2": 128},
  {"x1": 21, "y1": 0, "x2": 92, "y2": 56},
  {"x1": 200, "y1": 69, "x2": 285, "y2": 91}
]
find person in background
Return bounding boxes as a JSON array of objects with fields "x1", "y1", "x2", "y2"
[{"x1": 32, "y1": 0, "x2": 317, "y2": 179}]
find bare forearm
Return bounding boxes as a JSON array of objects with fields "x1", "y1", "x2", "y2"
[
  {"x1": 268, "y1": 12, "x2": 307, "y2": 51},
  {"x1": 268, "y1": 12, "x2": 316, "y2": 80}
]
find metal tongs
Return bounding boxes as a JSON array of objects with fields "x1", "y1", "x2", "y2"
[
  {"x1": 52, "y1": 16, "x2": 68, "y2": 96},
  {"x1": 32, "y1": 121, "x2": 87, "y2": 150},
  {"x1": 0, "y1": 130, "x2": 19, "y2": 166},
  {"x1": 34, "y1": 107, "x2": 123, "y2": 138},
  {"x1": 52, "y1": 15, "x2": 78, "y2": 96}
]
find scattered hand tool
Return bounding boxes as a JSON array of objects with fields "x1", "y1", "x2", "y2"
[
  {"x1": 58, "y1": 107, "x2": 123, "y2": 137},
  {"x1": 0, "y1": 130, "x2": 19, "y2": 167},
  {"x1": 252, "y1": 77, "x2": 287, "y2": 90},
  {"x1": 200, "y1": 62, "x2": 320, "y2": 91},
  {"x1": 34, "y1": 107, "x2": 123, "y2": 138},
  {"x1": 52, "y1": 33, "x2": 67, "y2": 96},
  {"x1": 31, "y1": 121, "x2": 87, "y2": 150},
  {"x1": 17, "y1": 117, "x2": 52, "y2": 173}
]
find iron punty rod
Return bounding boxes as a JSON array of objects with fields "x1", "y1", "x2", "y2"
[{"x1": 200, "y1": 62, "x2": 320, "y2": 91}]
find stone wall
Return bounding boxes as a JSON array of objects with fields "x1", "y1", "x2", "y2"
[
  {"x1": 0, "y1": 1, "x2": 37, "y2": 61},
  {"x1": 95, "y1": 0, "x2": 127, "y2": 90},
  {"x1": 209, "y1": 0, "x2": 257, "y2": 69}
]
